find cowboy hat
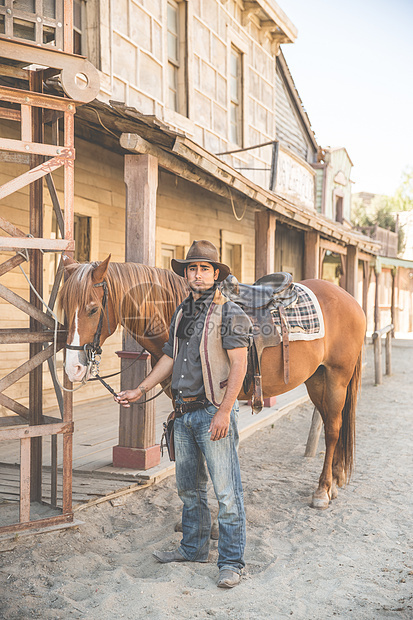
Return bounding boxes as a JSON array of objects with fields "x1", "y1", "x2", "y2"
[{"x1": 171, "y1": 240, "x2": 230, "y2": 282}]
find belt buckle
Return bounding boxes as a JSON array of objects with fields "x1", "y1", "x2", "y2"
[{"x1": 175, "y1": 403, "x2": 183, "y2": 415}]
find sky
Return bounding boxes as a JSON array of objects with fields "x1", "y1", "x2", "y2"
[{"x1": 280, "y1": 0, "x2": 413, "y2": 196}]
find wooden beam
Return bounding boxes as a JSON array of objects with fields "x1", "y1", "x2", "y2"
[
  {"x1": 0, "y1": 343, "x2": 58, "y2": 393},
  {"x1": 0, "y1": 393, "x2": 29, "y2": 419},
  {"x1": 0, "y1": 282, "x2": 56, "y2": 330},
  {"x1": 113, "y1": 153, "x2": 160, "y2": 469},
  {"x1": 304, "y1": 231, "x2": 320, "y2": 280},
  {"x1": 0, "y1": 329, "x2": 60, "y2": 344},
  {"x1": 0, "y1": 421, "x2": 73, "y2": 441},
  {"x1": 319, "y1": 238, "x2": 347, "y2": 255},
  {"x1": 121, "y1": 133, "x2": 379, "y2": 255},
  {"x1": 255, "y1": 210, "x2": 276, "y2": 280},
  {"x1": 346, "y1": 245, "x2": 359, "y2": 298},
  {"x1": 0, "y1": 254, "x2": 27, "y2": 278},
  {"x1": 0, "y1": 155, "x2": 66, "y2": 202},
  {"x1": 0, "y1": 237, "x2": 74, "y2": 251}
]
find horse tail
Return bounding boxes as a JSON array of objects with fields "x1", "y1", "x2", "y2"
[{"x1": 339, "y1": 349, "x2": 362, "y2": 483}]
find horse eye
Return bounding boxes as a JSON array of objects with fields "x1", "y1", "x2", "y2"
[{"x1": 88, "y1": 308, "x2": 98, "y2": 317}]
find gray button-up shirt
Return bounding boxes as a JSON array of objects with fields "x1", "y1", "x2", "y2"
[{"x1": 162, "y1": 292, "x2": 251, "y2": 399}]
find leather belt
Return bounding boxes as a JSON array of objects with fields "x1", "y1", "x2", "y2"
[{"x1": 174, "y1": 399, "x2": 209, "y2": 417}]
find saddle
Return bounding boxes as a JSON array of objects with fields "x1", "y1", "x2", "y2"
[{"x1": 221, "y1": 273, "x2": 298, "y2": 414}]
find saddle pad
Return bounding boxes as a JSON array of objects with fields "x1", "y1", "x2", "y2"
[{"x1": 271, "y1": 283, "x2": 325, "y2": 341}]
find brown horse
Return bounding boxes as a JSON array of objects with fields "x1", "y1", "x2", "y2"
[{"x1": 59, "y1": 254, "x2": 365, "y2": 510}]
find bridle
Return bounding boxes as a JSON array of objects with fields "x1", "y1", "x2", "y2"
[
  {"x1": 64, "y1": 279, "x2": 169, "y2": 402},
  {"x1": 65, "y1": 280, "x2": 113, "y2": 383}
]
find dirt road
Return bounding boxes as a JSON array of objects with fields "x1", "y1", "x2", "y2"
[{"x1": 0, "y1": 340, "x2": 412, "y2": 619}]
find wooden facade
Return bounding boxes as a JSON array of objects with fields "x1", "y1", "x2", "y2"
[{"x1": 1, "y1": 0, "x2": 382, "y2": 474}]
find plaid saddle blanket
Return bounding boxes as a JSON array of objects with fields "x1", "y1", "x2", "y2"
[{"x1": 271, "y1": 282, "x2": 325, "y2": 341}]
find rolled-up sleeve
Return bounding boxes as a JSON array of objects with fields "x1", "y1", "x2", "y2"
[
  {"x1": 221, "y1": 302, "x2": 251, "y2": 350},
  {"x1": 162, "y1": 308, "x2": 178, "y2": 358}
]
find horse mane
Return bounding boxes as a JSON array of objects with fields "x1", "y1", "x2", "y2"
[{"x1": 58, "y1": 262, "x2": 189, "y2": 340}]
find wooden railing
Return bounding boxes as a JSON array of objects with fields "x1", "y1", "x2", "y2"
[{"x1": 372, "y1": 324, "x2": 393, "y2": 385}]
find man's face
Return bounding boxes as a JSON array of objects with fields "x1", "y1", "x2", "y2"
[{"x1": 185, "y1": 262, "x2": 219, "y2": 294}]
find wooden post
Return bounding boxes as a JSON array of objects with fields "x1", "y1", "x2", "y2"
[
  {"x1": 346, "y1": 245, "x2": 358, "y2": 298},
  {"x1": 29, "y1": 70, "x2": 43, "y2": 502},
  {"x1": 113, "y1": 154, "x2": 160, "y2": 470},
  {"x1": 304, "y1": 407, "x2": 323, "y2": 457},
  {"x1": 362, "y1": 260, "x2": 369, "y2": 318},
  {"x1": 303, "y1": 231, "x2": 320, "y2": 280},
  {"x1": 390, "y1": 268, "x2": 396, "y2": 332},
  {"x1": 255, "y1": 210, "x2": 276, "y2": 281},
  {"x1": 254, "y1": 209, "x2": 277, "y2": 406},
  {"x1": 385, "y1": 332, "x2": 392, "y2": 376},
  {"x1": 374, "y1": 336, "x2": 382, "y2": 385},
  {"x1": 374, "y1": 269, "x2": 380, "y2": 332}
]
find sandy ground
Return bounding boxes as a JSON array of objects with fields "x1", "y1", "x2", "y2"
[{"x1": 0, "y1": 340, "x2": 412, "y2": 620}]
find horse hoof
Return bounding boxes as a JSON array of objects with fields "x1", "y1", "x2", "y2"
[
  {"x1": 330, "y1": 482, "x2": 338, "y2": 500},
  {"x1": 311, "y1": 490, "x2": 330, "y2": 510}
]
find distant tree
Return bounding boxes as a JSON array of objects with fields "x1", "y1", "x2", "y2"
[
  {"x1": 386, "y1": 167, "x2": 413, "y2": 212},
  {"x1": 351, "y1": 170, "x2": 413, "y2": 254}
]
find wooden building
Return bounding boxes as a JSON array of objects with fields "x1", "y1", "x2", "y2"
[{"x1": 1, "y1": 0, "x2": 379, "y2": 470}]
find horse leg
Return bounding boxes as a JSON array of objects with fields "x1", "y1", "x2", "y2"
[{"x1": 305, "y1": 366, "x2": 348, "y2": 510}]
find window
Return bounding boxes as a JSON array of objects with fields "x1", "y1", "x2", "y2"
[
  {"x1": 221, "y1": 230, "x2": 245, "y2": 281},
  {"x1": 73, "y1": 214, "x2": 91, "y2": 263},
  {"x1": 335, "y1": 196, "x2": 343, "y2": 223},
  {"x1": 155, "y1": 227, "x2": 190, "y2": 270},
  {"x1": 167, "y1": 0, "x2": 187, "y2": 116},
  {"x1": 223, "y1": 242, "x2": 242, "y2": 280},
  {"x1": 229, "y1": 47, "x2": 243, "y2": 145},
  {"x1": 160, "y1": 244, "x2": 177, "y2": 271},
  {"x1": 73, "y1": 0, "x2": 86, "y2": 55},
  {"x1": 0, "y1": 0, "x2": 63, "y2": 47}
]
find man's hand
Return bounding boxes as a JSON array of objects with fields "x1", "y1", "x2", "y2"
[
  {"x1": 114, "y1": 387, "x2": 144, "y2": 408},
  {"x1": 113, "y1": 354, "x2": 174, "y2": 408},
  {"x1": 208, "y1": 408, "x2": 231, "y2": 441}
]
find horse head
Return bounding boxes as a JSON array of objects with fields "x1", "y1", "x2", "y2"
[{"x1": 60, "y1": 254, "x2": 116, "y2": 382}]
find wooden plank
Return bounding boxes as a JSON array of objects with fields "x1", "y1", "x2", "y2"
[
  {"x1": 255, "y1": 210, "x2": 276, "y2": 279},
  {"x1": 51, "y1": 435, "x2": 57, "y2": 508},
  {"x1": 0, "y1": 215, "x2": 26, "y2": 238},
  {"x1": 0, "y1": 394, "x2": 29, "y2": 419},
  {"x1": 0, "y1": 152, "x2": 29, "y2": 165},
  {"x1": 19, "y1": 437, "x2": 31, "y2": 522},
  {"x1": 0, "y1": 283, "x2": 56, "y2": 329},
  {"x1": 20, "y1": 105, "x2": 32, "y2": 143},
  {"x1": 0, "y1": 85, "x2": 77, "y2": 112},
  {"x1": 0, "y1": 343, "x2": 58, "y2": 393},
  {"x1": 0, "y1": 156, "x2": 66, "y2": 202},
  {"x1": 0, "y1": 238, "x2": 73, "y2": 251},
  {"x1": 62, "y1": 432, "x2": 72, "y2": 514},
  {"x1": 0, "y1": 108, "x2": 21, "y2": 122},
  {"x1": 319, "y1": 238, "x2": 347, "y2": 255},
  {"x1": 0, "y1": 329, "x2": 60, "y2": 344},
  {"x1": 0, "y1": 138, "x2": 73, "y2": 158},
  {"x1": 0, "y1": 513, "x2": 73, "y2": 535},
  {"x1": 45, "y1": 174, "x2": 65, "y2": 237},
  {"x1": 0, "y1": 422, "x2": 73, "y2": 441},
  {"x1": 0, "y1": 254, "x2": 26, "y2": 278}
]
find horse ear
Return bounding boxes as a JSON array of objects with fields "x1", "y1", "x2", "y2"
[
  {"x1": 62, "y1": 254, "x2": 78, "y2": 269},
  {"x1": 92, "y1": 254, "x2": 111, "y2": 284}
]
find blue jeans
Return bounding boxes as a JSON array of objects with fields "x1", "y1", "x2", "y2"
[{"x1": 174, "y1": 401, "x2": 246, "y2": 573}]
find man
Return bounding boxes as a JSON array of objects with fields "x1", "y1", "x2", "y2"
[{"x1": 115, "y1": 240, "x2": 251, "y2": 588}]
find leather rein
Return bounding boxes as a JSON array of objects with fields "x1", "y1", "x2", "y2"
[{"x1": 65, "y1": 280, "x2": 165, "y2": 403}]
